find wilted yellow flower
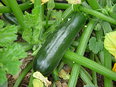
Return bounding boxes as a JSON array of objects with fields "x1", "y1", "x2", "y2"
[
  {"x1": 104, "y1": 31, "x2": 116, "y2": 59},
  {"x1": 33, "y1": 79, "x2": 43, "y2": 87},
  {"x1": 33, "y1": 71, "x2": 51, "y2": 87}
]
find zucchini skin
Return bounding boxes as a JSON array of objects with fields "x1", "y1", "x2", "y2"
[
  {"x1": 33, "y1": 12, "x2": 86, "y2": 76},
  {"x1": 3, "y1": 13, "x2": 18, "y2": 24}
]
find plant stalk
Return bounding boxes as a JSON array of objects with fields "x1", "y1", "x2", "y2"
[
  {"x1": 13, "y1": 62, "x2": 32, "y2": 87},
  {"x1": 0, "y1": 1, "x2": 32, "y2": 13},
  {"x1": 64, "y1": 50, "x2": 116, "y2": 81},
  {"x1": 68, "y1": 20, "x2": 96, "y2": 87}
]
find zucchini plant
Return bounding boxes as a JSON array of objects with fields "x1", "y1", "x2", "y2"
[{"x1": 0, "y1": 0, "x2": 115, "y2": 87}]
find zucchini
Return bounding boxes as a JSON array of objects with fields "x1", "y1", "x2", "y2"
[
  {"x1": 3, "y1": 13, "x2": 18, "y2": 24},
  {"x1": 33, "y1": 12, "x2": 86, "y2": 76}
]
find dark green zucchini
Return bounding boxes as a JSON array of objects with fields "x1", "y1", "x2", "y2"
[
  {"x1": 33, "y1": 12, "x2": 86, "y2": 76},
  {"x1": 3, "y1": 13, "x2": 18, "y2": 24},
  {"x1": 2, "y1": 1, "x2": 22, "y2": 25}
]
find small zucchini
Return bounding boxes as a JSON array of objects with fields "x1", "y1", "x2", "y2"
[
  {"x1": 33, "y1": 12, "x2": 86, "y2": 76},
  {"x1": 3, "y1": 13, "x2": 18, "y2": 24}
]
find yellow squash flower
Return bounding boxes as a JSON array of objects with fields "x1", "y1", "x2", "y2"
[{"x1": 104, "y1": 31, "x2": 116, "y2": 59}]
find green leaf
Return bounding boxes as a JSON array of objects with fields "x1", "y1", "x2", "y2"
[
  {"x1": 101, "y1": 21, "x2": 112, "y2": 34},
  {"x1": 51, "y1": 10, "x2": 62, "y2": 25},
  {"x1": 24, "y1": 12, "x2": 38, "y2": 28},
  {"x1": 43, "y1": 24, "x2": 56, "y2": 39},
  {"x1": 47, "y1": 0, "x2": 55, "y2": 10},
  {"x1": 23, "y1": 8, "x2": 43, "y2": 44},
  {"x1": 0, "y1": 69, "x2": 7, "y2": 85},
  {"x1": 0, "y1": 20, "x2": 4, "y2": 28},
  {"x1": 32, "y1": 25, "x2": 43, "y2": 44},
  {"x1": 109, "y1": 4, "x2": 116, "y2": 19},
  {"x1": 51, "y1": 10, "x2": 62, "y2": 19},
  {"x1": 94, "y1": 23, "x2": 101, "y2": 31},
  {"x1": 43, "y1": 10, "x2": 62, "y2": 40},
  {"x1": 0, "y1": 24, "x2": 18, "y2": 47},
  {"x1": 89, "y1": 37, "x2": 103, "y2": 54},
  {"x1": 0, "y1": 81, "x2": 8, "y2": 87},
  {"x1": 0, "y1": 43, "x2": 27, "y2": 81},
  {"x1": 22, "y1": 27, "x2": 32, "y2": 44},
  {"x1": 5, "y1": 61, "x2": 21, "y2": 75},
  {"x1": 0, "y1": 43, "x2": 27, "y2": 60}
]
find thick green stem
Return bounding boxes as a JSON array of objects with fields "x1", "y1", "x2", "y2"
[
  {"x1": 86, "y1": 0, "x2": 101, "y2": 9},
  {"x1": 55, "y1": 3, "x2": 116, "y2": 25},
  {"x1": 33, "y1": 0, "x2": 44, "y2": 28},
  {"x1": 68, "y1": 64, "x2": 80, "y2": 87},
  {"x1": 95, "y1": 55, "x2": 102, "y2": 64},
  {"x1": 55, "y1": 3, "x2": 70, "y2": 9},
  {"x1": 19, "y1": 1, "x2": 32, "y2": 11},
  {"x1": 28, "y1": 71, "x2": 34, "y2": 87},
  {"x1": 33, "y1": 0, "x2": 44, "y2": 42},
  {"x1": 2, "y1": 0, "x2": 9, "y2": 6},
  {"x1": 68, "y1": 20, "x2": 96, "y2": 87},
  {"x1": 80, "y1": 69, "x2": 93, "y2": 85},
  {"x1": 52, "y1": 69, "x2": 59, "y2": 81},
  {"x1": 64, "y1": 50, "x2": 116, "y2": 81},
  {"x1": 45, "y1": 10, "x2": 51, "y2": 28},
  {"x1": 7, "y1": 0, "x2": 25, "y2": 28},
  {"x1": 58, "y1": 62, "x2": 64, "y2": 72},
  {"x1": 106, "y1": 0, "x2": 112, "y2": 7},
  {"x1": 99, "y1": 0, "x2": 106, "y2": 7},
  {"x1": 104, "y1": 49, "x2": 113, "y2": 87},
  {"x1": 34, "y1": 0, "x2": 42, "y2": 14},
  {"x1": 61, "y1": 5, "x2": 74, "y2": 19},
  {"x1": 0, "y1": 1, "x2": 32, "y2": 13},
  {"x1": 13, "y1": 62, "x2": 32, "y2": 87},
  {"x1": 63, "y1": 58, "x2": 96, "y2": 86},
  {"x1": 79, "y1": 6, "x2": 116, "y2": 25},
  {"x1": 92, "y1": 71, "x2": 97, "y2": 86},
  {"x1": 96, "y1": 30, "x2": 104, "y2": 65},
  {"x1": 90, "y1": 53, "x2": 98, "y2": 86}
]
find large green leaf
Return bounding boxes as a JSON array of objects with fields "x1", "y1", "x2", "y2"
[
  {"x1": 0, "y1": 22, "x2": 18, "y2": 47},
  {"x1": 22, "y1": 8, "x2": 43, "y2": 44},
  {"x1": 0, "y1": 43, "x2": 27, "y2": 84},
  {"x1": 0, "y1": 69, "x2": 6, "y2": 85}
]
